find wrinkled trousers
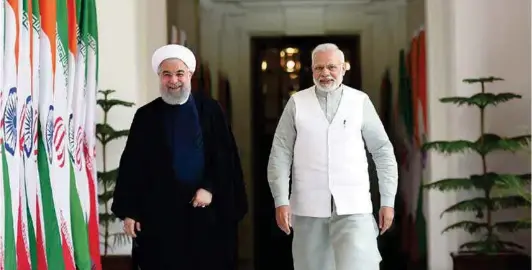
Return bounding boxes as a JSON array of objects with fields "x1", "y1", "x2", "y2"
[{"x1": 292, "y1": 210, "x2": 382, "y2": 270}]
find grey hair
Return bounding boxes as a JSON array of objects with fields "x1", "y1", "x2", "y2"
[{"x1": 311, "y1": 43, "x2": 345, "y2": 65}]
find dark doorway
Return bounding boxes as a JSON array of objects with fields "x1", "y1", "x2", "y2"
[{"x1": 250, "y1": 35, "x2": 362, "y2": 270}]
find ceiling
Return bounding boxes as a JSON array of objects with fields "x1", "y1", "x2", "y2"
[{"x1": 206, "y1": 0, "x2": 403, "y2": 8}]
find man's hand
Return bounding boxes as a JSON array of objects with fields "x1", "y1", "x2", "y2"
[
  {"x1": 275, "y1": 205, "x2": 292, "y2": 235},
  {"x1": 379, "y1": 206, "x2": 394, "y2": 235},
  {"x1": 191, "y1": 188, "x2": 212, "y2": 208},
  {"x1": 123, "y1": 218, "x2": 141, "y2": 238}
]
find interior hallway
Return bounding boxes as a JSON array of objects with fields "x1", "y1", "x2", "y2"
[{"x1": 96, "y1": 0, "x2": 531, "y2": 269}]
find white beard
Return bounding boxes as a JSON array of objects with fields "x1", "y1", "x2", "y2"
[
  {"x1": 160, "y1": 84, "x2": 191, "y2": 105},
  {"x1": 313, "y1": 77, "x2": 342, "y2": 92}
]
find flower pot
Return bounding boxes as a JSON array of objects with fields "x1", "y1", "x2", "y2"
[
  {"x1": 101, "y1": 255, "x2": 132, "y2": 270},
  {"x1": 451, "y1": 252, "x2": 531, "y2": 270}
]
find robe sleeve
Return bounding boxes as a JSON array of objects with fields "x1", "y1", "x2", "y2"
[
  {"x1": 111, "y1": 109, "x2": 147, "y2": 221},
  {"x1": 210, "y1": 101, "x2": 249, "y2": 222}
]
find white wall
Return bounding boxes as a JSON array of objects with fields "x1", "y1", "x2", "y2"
[
  {"x1": 200, "y1": 0, "x2": 410, "y2": 261},
  {"x1": 425, "y1": 0, "x2": 531, "y2": 269},
  {"x1": 96, "y1": 0, "x2": 167, "y2": 255}
]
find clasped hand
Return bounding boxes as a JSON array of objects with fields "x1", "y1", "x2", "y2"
[
  {"x1": 123, "y1": 188, "x2": 212, "y2": 238},
  {"x1": 190, "y1": 188, "x2": 212, "y2": 208}
]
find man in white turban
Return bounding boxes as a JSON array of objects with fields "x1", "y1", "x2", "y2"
[{"x1": 112, "y1": 44, "x2": 248, "y2": 270}]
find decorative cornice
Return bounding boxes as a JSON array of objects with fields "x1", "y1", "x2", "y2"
[{"x1": 201, "y1": 0, "x2": 407, "y2": 13}]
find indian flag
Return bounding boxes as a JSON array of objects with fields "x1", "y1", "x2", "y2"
[
  {"x1": 3, "y1": 1, "x2": 21, "y2": 270},
  {"x1": 17, "y1": 0, "x2": 33, "y2": 268},
  {"x1": 0, "y1": 0, "x2": 6, "y2": 269},
  {"x1": 83, "y1": 0, "x2": 101, "y2": 268},
  {"x1": 28, "y1": 0, "x2": 49, "y2": 269}
]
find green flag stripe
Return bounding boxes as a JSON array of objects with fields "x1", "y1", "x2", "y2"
[
  {"x1": 2, "y1": 145, "x2": 16, "y2": 270},
  {"x1": 57, "y1": 0, "x2": 69, "y2": 72},
  {"x1": 37, "y1": 127, "x2": 66, "y2": 270},
  {"x1": 70, "y1": 155, "x2": 91, "y2": 269},
  {"x1": 24, "y1": 176, "x2": 38, "y2": 270},
  {"x1": 88, "y1": 0, "x2": 98, "y2": 81}
]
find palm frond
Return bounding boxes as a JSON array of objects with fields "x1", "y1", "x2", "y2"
[
  {"x1": 423, "y1": 134, "x2": 531, "y2": 156},
  {"x1": 98, "y1": 89, "x2": 116, "y2": 96},
  {"x1": 422, "y1": 140, "x2": 475, "y2": 154},
  {"x1": 494, "y1": 221, "x2": 530, "y2": 232},
  {"x1": 440, "y1": 93, "x2": 521, "y2": 109},
  {"x1": 424, "y1": 173, "x2": 530, "y2": 192},
  {"x1": 97, "y1": 98, "x2": 135, "y2": 113},
  {"x1": 459, "y1": 239, "x2": 524, "y2": 253},
  {"x1": 424, "y1": 178, "x2": 475, "y2": 191},
  {"x1": 440, "y1": 197, "x2": 486, "y2": 218},
  {"x1": 110, "y1": 232, "x2": 132, "y2": 247},
  {"x1": 99, "y1": 213, "x2": 119, "y2": 224},
  {"x1": 98, "y1": 191, "x2": 114, "y2": 204},
  {"x1": 442, "y1": 221, "x2": 487, "y2": 234},
  {"x1": 95, "y1": 123, "x2": 130, "y2": 145},
  {"x1": 462, "y1": 77, "x2": 504, "y2": 84},
  {"x1": 97, "y1": 169, "x2": 118, "y2": 187},
  {"x1": 475, "y1": 134, "x2": 531, "y2": 155},
  {"x1": 491, "y1": 196, "x2": 530, "y2": 210}
]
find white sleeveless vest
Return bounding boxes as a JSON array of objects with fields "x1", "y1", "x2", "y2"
[{"x1": 290, "y1": 86, "x2": 372, "y2": 217}]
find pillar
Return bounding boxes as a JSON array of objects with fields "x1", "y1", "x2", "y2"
[{"x1": 96, "y1": 0, "x2": 168, "y2": 254}]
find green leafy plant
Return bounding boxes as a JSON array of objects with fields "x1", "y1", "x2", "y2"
[
  {"x1": 422, "y1": 76, "x2": 531, "y2": 254},
  {"x1": 96, "y1": 89, "x2": 135, "y2": 256},
  {"x1": 496, "y1": 146, "x2": 532, "y2": 230}
]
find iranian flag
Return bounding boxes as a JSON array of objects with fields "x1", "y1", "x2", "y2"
[
  {"x1": 36, "y1": 0, "x2": 74, "y2": 268},
  {"x1": 83, "y1": 0, "x2": 101, "y2": 268},
  {"x1": 3, "y1": 1, "x2": 21, "y2": 270},
  {"x1": 52, "y1": 0, "x2": 77, "y2": 268},
  {"x1": 67, "y1": 0, "x2": 92, "y2": 268}
]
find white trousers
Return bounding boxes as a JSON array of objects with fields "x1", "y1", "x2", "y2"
[{"x1": 292, "y1": 211, "x2": 382, "y2": 270}]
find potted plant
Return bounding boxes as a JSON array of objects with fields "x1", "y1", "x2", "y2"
[
  {"x1": 96, "y1": 89, "x2": 135, "y2": 269},
  {"x1": 422, "y1": 77, "x2": 531, "y2": 270}
]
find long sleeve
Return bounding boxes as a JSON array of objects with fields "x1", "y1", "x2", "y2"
[
  {"x1": 111, "y1": 109, "x2": 146, "y2": 221},
  {"x1": 210, "y1": 100, "x2": 248, "y2": 221},
  {"x1": 361, "y1": 95, "x2": 398, "y2": 208},
  {"x1": 267, "y1": 97, "x2": 297, "y2": 208}
]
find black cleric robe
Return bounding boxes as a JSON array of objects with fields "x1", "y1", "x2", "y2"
[{"x1": 111, "y1": 92, "x2": 248, "y2": 270}]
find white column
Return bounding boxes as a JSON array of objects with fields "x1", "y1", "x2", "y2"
[
  {"x1": 200, "y1": 8, "x2": 223, "y2": 98},
  {"x1": 96, "y1": 0, "x2": 167, "y2": 255},
  {"x1": 425, "y1": 0, "x2": 531, "y2": 269}
]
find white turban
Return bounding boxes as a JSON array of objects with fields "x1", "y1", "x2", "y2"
[{"x1": 151, "y1": 44, "x2": 196, "y2": 74}]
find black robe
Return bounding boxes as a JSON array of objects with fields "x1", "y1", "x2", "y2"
[{"x1": 111, "y1": 92, "x2": 248, "y2": 270}]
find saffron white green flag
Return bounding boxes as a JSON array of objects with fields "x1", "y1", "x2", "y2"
[
  {"x1": 17, "y1": 0, "x2": 33, "y2": 268},
  {"x1": 0, "y1": 1, "x2": 6, "y2": 269},
  {"x1": 27, "y1": 0, "x2": 49, "y2": 268},
  {"x1": 0, "y1": 0, "x2": 101, "y2": 268},
  {"x1": 3, "y1": 1, "x2": 21, "y2": 270}
]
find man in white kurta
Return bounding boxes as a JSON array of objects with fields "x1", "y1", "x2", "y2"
[{"x1": 267, "y1": 43, "x2": 398, "y2": 270}]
